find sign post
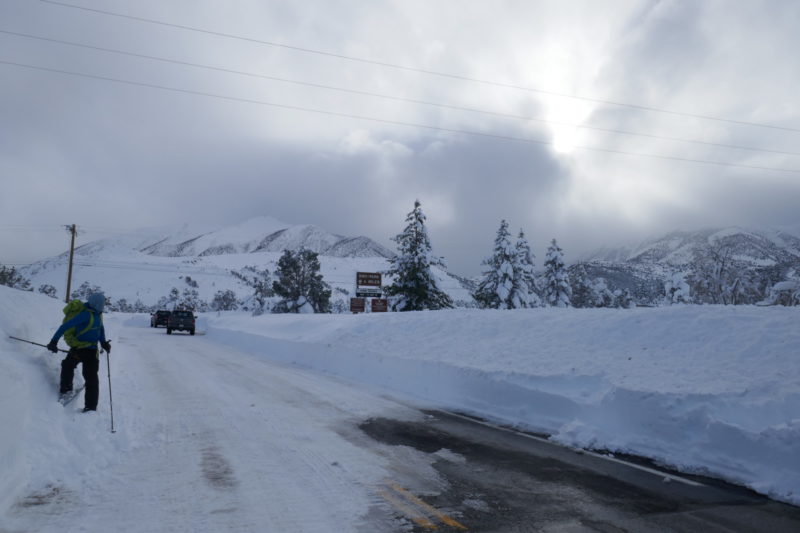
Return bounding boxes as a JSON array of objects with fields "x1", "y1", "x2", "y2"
[
  {"x1": 350, "y1": 298, "x2": 366, "y2": 314},
  {"x1": 371, "y1": 298, "x2": 388, "y2": 312},
  {"x1": 357, "y1": 272, "x2": 382, "y2": 287},
  {"x1": 354, "y1": 272, "x2": 386, "y2": 313}
]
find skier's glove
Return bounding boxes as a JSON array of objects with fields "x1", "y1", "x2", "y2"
[
  {"x1": 101, "y1": 341, "x2": 111, "y2": 354},
  {"x1": 46, "y1": 341, "x2": 59, "y2": 353}
]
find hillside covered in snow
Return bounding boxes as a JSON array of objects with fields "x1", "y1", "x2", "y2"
[
  {"x1": 575, "y1": 226, "x2": 800, "y2": 305},
  {"x1": 14, "y1": 221, "x2": 800, "y2": 311},
  {"x1": 137, "y1": 216, "x2": 394, "y2": 259},
  {"x1": 18, "y1": 216, "x2": 471, "y2": 310}
]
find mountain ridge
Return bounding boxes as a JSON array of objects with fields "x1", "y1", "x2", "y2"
[
  {"x1": 15, "y1": 222, "x2": 800, "y2": 309},
  {"x1": 575, "y1": 225, "x2": 800, "y2": 304},
  {"x1": 82, "y1": 216, "x2": 395, "y2": 260}
]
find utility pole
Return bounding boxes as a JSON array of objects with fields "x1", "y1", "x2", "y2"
[{"x1": 64, "y1": 224, "x2": 77, "y2": 303}]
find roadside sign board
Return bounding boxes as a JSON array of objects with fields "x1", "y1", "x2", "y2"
[
  {"x1": 350, "y1": 298, "x2": 366, "y2": 313},
  {"x1": 356, "y1": 288, "x2": 382, "y2": 298},
  {"x1": 357, "y1": 272, "x2": 382, "y2": 287},
  {"x1": 371, "y1": 298, "x2": 388, "y2": 312}
]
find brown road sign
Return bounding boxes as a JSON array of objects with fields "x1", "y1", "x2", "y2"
[
  {"x1": 371, "y1": 299, "x2": 388, "y2": 312},
  {"x1": 350, "y1": 298, "x2": 366, "y2": 313},
  {"x1": 357, "y1": 272, "x2": 382, "y2": 287}
]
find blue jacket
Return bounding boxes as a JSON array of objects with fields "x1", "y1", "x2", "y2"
[{"x1": 51, "y1": 309, "x2": 107, "y2": 349}]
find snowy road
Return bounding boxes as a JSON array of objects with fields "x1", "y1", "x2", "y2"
[
  {"x1": 6, "y1": 318, "x2": 449, "y2": 532},
  {"x1": 5, "y1": 314, "x2": 800, "y2": 532}
]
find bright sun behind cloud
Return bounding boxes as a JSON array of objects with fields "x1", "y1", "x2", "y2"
[
  {"x1": 536, "y1": 45, "x2": 597, "y2": 154},
  {"x1": 543, "y1": 94, "x2": 595, "y2": 154}
]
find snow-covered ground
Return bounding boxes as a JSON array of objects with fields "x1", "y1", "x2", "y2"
[
  {"x1": 209, "y1": 305, "x2": 800, "y2": 505},
  {"x1": 0, "y1": 286, "x2": 427, "y2": 532},
  {"x1": 1, "y1": 285, "x2": 799, "y2": 531}
]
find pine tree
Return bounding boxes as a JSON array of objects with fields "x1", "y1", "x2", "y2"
[
  {"x1": 133, "y1": 299, "x2": 148, "y2": 313},
  {"x1": 179, "y1": 288, "x2": 207, "y2": 311},
  {"x1": 514, "y1": 229, "x2": 541, "y2": 307},
  {"x1": 234, "y1": 266, "x2": 274, "y2": 315},
  {"x1": 385, "y1": 200, "x2": 453, "y2": 311},
  {"x1": 474, "y1": 220, "x2": 518, "y2": 309},
  {"x1": 613, "y1": 288, "x2": 635, "y2": 309},
  {"x1": 664, "y1": 271, "x2": 691, "y2": 304},
  {"x1": 569, "y1": 264, "x2": 594, "y2": 308},
  {"x1": 590, "y1": 277, "x2": 614, "y2": 307},
  {"x1": 0, "y1": 265, "x2": 32, "y2": 291},
  {"x1": 110, "y1": 298, "x2": 133, "y2": 313},
  {"x1": 156, "y1": 287, "x2": 181, "y2": 310},
  {"x1": 70, "y1": 281, "x2": 99, "y2": 300},
  {"x1": 211, "y1": 289, "x2": 239, "y2": 311},
  {"x1": 272, "y1": 249, "x2": 331, "y2": 313},
  {"x1": 251, "y1": 268, "x2": 274, "y2": 315},
  {"x1": 38, "y1": 284, "x2": 58, "y2": 299},
  {"x1": 543, "y1": 239, "x2": 572, "y2": 307}
]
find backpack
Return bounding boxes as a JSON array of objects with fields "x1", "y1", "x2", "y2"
[{"x1": 62, "y1": 300, "x2": 90, "y2": 349}]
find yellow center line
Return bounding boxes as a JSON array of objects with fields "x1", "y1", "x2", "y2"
[
  {"x1": 388, "y1": 482, "x2": 469, "y2": 531},
  {"x1": 380, "y1": 489, "x2": 438, "y2": 530}
]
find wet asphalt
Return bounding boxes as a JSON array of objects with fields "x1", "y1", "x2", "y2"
[{"x1": 360, "y1": 410, "x2": 800, "y2": 532}]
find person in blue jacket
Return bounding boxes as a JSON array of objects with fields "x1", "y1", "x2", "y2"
[{"x1": 47, "y1": 292, "x2": 111, "y2": 412}]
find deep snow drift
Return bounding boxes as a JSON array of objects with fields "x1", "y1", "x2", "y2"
[
  {"x1": 208, "y1": 305, "x2": 800, "y2": 505},
  {"x1": 1, "y1": 284, "x2": 798, "y2": 521}
]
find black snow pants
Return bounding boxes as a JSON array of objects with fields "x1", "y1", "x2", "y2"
[{"x1": 60, "y1": 347, "x2": 100, "y2": 410}]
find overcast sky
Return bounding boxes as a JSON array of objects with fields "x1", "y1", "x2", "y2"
[{"x1": 2, "y1": 0, "x2": 799, "y2": 276}]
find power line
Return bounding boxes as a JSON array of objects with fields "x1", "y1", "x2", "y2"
[
  {"x1": 4, "y1": 29, "x2": 798, "y2": 158},
  {"x1": 0, "y1": 225, "x2": 71, "y2": 232},
  {"x1": 3, "y1": 59, "x2": 799, "y2": 174},
  {"x1": 39, "y1": 0, "x2": 800, "y2": 133}
]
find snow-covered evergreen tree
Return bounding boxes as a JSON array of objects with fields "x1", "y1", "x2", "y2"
[
  {"x1": 233, "y1": 266, "x2": 274, "y2": 315},
  {"x1": 250, "y1": 268, "x2": 274, "y2": 315},
  {"x1": 272, "y1": 248, "x2": 331, "y2": 313},
  {"x1": 109, "y1": 298, "x2": 134, "y2": 313},
  {"x1": 0, "y1": 264, "x2": 31, "y2": 291},
  {"x1": 473, "y1": 220, "x2": 518, "y2": 309},
  {"x1": 179, "y1": 288, "x2": 207, "y2": 311},
  {"x1": 766, "y1": 274, "x2": 800, "y2": 306},
  {"x1": 543, "y1": 239, "x2": 572, "y2": 307},
  {"x1": 71, "y1": 281, "x2": 103, "y2": 301},
  {"x1": 590, "y1": 277, "x2": 614, "y2": 308},
  {"x1": 385, "y1": 200, "x2": 453, "y2": 311},
  {"x1": 612, "y1": 288, "x2": 635, "y2": 309},
  {"x1": 514, "y1": 229, "x2": 541, "y2": 307},
  {"x1": 37, "y1": 284, "x2": 58, "y2": 299},
  {"x1": 569, "y1": 265, "x2": 594, "y2": 308},
  {"x1": 664, "y1": 271, "x2": 691, "y2": 304},
  {"x1": 211, "y1": 289, "x2": 239, "y2": 311}
]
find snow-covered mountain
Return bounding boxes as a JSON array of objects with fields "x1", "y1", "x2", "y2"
[
  {"x1": 18, "y1": 216, "x2": 472, "y2": 309},
  {"x1": 623, "y1": 227, "x2": 800, "y2": 266},
  {"x1": 136, "y1": 216, "x2": 394, "y2": 259},
  {"x1": 18, "y1": 221, "x2": 799, "y2": 309},
  {"x1": 576, "y1": 226, "x2": 800, "y2": 303}
]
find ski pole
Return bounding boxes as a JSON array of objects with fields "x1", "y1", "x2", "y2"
[
  {"x1": 7, "y1": 336, "x2": 69, "y2": 353},
  {"x1": 104, "y1": 345, "x2": 116, "y2": 434}
]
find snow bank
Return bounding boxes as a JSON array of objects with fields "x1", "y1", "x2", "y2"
[
  {"x1": 0, "y1": 286, "x2": 128, "y2": 517},
  {"x1": 208, "y1": 306, "x2": 800, "y2": 505},
  {"x1": 2, "y1": 283, "x2": 798, "y2": 511}
]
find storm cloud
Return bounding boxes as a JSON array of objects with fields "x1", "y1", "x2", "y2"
[{"x1": 1, "y1": 0, "x2": 798, "y2": 275}]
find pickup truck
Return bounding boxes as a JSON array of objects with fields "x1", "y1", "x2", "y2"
[
  {"x1": 167, "y1": 310, "x2": 196, "y2": 335},
  {"x1": 150, "y1": 310, "x2": 170, "y2": 328}
]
